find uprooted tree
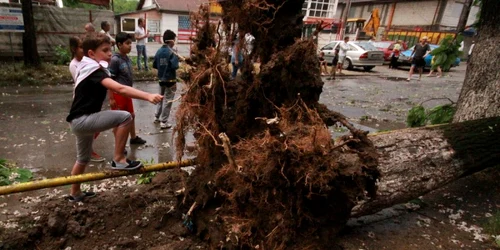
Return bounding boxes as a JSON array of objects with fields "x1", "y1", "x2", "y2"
[
  {"x1": 1, "y1": 0, "x2": 498, "y2": 249},
  {"x1": 171, "y1": 0, "x2": 499, "y2": 249},
  {"x1": 174, "y1": 1, "x2": 379, "y2": 249}
]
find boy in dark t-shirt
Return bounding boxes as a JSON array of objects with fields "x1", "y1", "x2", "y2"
[
  {"x1": 66, "y1": 33, "x2": 163, "y2": 202},
  {"x1": 108, "y1": 32, "x2": 147, "y2": 145}
]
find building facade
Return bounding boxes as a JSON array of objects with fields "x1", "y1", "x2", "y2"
[{"x1": 116, "y1": 0, "x2": 220, "y2": 44}]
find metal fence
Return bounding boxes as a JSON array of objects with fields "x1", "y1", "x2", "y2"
[
  {"x1": 386, "y1": 29, "x2": 456, "y2": 47},
  {"x1": 0, "y1": 3, "x2": 114, "y2": 59}
]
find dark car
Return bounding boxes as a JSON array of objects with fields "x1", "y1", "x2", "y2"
[{"x1": 372, "y1": 41, "x2": 408, "y2": 61}]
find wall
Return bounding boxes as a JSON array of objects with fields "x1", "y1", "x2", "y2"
[
  {"x1": 160, "y1": 13, "x2": 178, "y2": 37},
  {"x1": 392, "y1": 1, "x2": 439, "y2": 27},
  {"x1": 440, "y1": 0, "x2": 479, "y2": 30},
  {"x1": 0, "y1": 4, "x2": 114, "y2": 58}
]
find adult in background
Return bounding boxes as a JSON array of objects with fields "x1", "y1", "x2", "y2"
[
  {"x1": 468, "y1": 40, "x2": 475, "y2": 63},
  {"x1": 406, "y1": 36, "x2": 430, "y2": 81},
  {"x1": 230, "y1": 29, "x2": 245, "y2": 80},
  {"x1": 84, "y1": 23, "x2": 95, "y2": 35},
  {"x1": 100, "y1": 21, "x2": 116, "y2": 47},
  {"x1": 336, "y1": 36, "x2": 350, "y2": 75},
  {"x1": 135, "y1": 18, "x2": 149, "y2": 71}
]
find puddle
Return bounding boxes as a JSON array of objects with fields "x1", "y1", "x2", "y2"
[{"x1": 379, "y1": 76, "x2": 409, "y2": 82}]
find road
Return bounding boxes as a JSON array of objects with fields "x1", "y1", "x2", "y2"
[{"x1": 2, "y1": 63, "x2": 496, "y2": 249}]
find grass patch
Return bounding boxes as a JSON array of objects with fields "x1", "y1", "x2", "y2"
[
  {"x1": 484, "y1": 211, "x2": 500, "y2": 236},
  {"x1": 136, "y1": 158, "x2": 156, "y2": 185},
  {"x1": 0, "y1": 60, "x2": 157, "y2": 87},
  {"x1": 0, "y1": 62, "x2": 72, "y2": 86},
  {"x1": 0, "y1": 158, "x2": 33, "y2": 186}
]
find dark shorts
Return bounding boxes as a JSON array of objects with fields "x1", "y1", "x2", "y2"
[{"x1": 412, "y1": 57, "x2": 426, "y2": 68}]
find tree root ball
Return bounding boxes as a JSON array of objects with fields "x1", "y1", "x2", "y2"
[{"x1": 174, "y1": 2, "x2": 380, "y2": 249}]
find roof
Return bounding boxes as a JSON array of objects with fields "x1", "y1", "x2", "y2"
[{"x1": 154, "y1": 0, "x2": 208, "y2": 12}]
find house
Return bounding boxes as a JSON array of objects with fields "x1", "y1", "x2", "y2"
[
  {"x1": 303, "y1": 0, "x2": 479, "y2": 49},
  {"x1": 116, "y1": 0, "x2": 221, "y2": 44}
]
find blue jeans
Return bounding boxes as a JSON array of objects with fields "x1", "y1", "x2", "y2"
[
  {"x1": 136, "y1": 45, "x2": 148, "y2": 71},
  {"x1": 231, "y1": 62, "x2": 240, "y2": 79}
]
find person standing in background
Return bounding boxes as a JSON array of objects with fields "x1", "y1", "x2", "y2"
[
  {"x1": 389, "y1": 40, "x2": 402, "y2": 69},
  {"x1": 135, "y1": 18, "x2": 149, "y2": 71},
  {"x1": 100, "y1": 21, "x2": 116, "y2": 48},
  {"x1": 84, "y1": 23, "x2": 95, "y2": 35},
  {"x1": 336, "y1": 36, "x2": 350, "y2": 75}
]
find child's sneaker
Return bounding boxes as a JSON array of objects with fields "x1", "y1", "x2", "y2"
[
  {"x1": 160, "y1": 122, "x2": 172, "y2": 129},
  {"x1": 68, "y1": 191, "x2": 96, "y2": 202},
  {"x1": 154, "y1": 117, "x2": 160, "y2": 123},
  {"x1": 111, "y1": 160, "x2": 143, "y2": 170},
  {"x1": 130, "y1": 136, "x2": 146, "y2": 145},
  {"x1": 90, "y1": 152, "x2": 105, "y2": 162}
]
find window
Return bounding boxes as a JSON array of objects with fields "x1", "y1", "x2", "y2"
[
  {"x1": 121, "y1": 18, "x2": 137, "y2": 33},
  {"x1": 148, "y1": 20, "x2": 160, "y2": 34},
  {"x1": 302, "y1": 0, "x2": 336, "y2": 18},
  {"x1": 353, "y1": 41, "x2": 378, "y2": 51}
]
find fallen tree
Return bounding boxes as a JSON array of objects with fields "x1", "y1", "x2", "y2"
[
  {"x1": 0, "y1": 117, "x2": 498, "y2": 249},
  {"x1": 355, "y1": 116, "x2": 500, "y2": 216}
]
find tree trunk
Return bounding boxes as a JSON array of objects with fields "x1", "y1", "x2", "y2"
[
  {"x1": 456, "y1": 0, "x2": 474, "y2": 33},
  {"x1": 453, "y1": 0, "x2": 500, "y2": 122},
  {"x1": 353, "y1": 116, "x2": 500, "y2": 216},
  {"x1": 21, "y1": 0, "x2": 41, "y2": 68}
]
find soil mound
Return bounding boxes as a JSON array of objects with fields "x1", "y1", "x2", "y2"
[{"x1": 0, "y1": 171, "x2": 207, "y2": 250}]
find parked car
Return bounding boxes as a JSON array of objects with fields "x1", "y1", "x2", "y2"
[
  {"x1": 398, "y1": 44, "x2": 461, "y2": 68},
  {"x1": 319, "y1": 41, "x2": 384, "y2": 71},
  {"x1": 371, "y1": 41, "x2": 408, "y2": 61}
]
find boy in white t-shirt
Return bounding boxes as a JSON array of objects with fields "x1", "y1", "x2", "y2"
[
  {"x1": 337, "y1": 36, "x2": 350, "y2": 75},
  {"x1": 134, "y1": 18, "x2": 149, "y2": 71}
]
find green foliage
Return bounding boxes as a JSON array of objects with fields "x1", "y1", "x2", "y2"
[
  {"x1": 430, "y1": 35, "x2": 463, "y2": 71},
  {"x1": 406, "y1": 104, "x2": 456, "y2": 128},
  {"x1": 137, "y1": 172, "x2": 156, "y2": 184},
  {"x1": 407, "y1": 105, "x2": 426, "y2": 127},
  {"x1": 484, "y1": 211, "x2": 500, "y2": 238},
  {"x1": 54, "y1": 45, "x2": 72, "y2": 65},
  {"x1": 62, "y1": 0, "x2": 138, "y2": 14},
  {"x1": 114, "y1": 0, "x2": 139, "y2": 14},
  {"x1": 0, "y1": 158, "x2": 33, "y2": 186},
  {"x1": 136, "y1": 158, "x2": 156, "y2": 184},
  {"x1": 427, "y1": 104, "x2": 456, "y2": 125}
]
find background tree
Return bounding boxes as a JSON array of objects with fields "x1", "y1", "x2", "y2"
[
  {"x1": 453, "y1": 0, "x2": 499, "y2": 122},
  {"x1": 63, "y1": 0, "x2": 138, "y2": 14},
  {"x1": 21, "y1": 0, "x2": 41, "y2": 68}
]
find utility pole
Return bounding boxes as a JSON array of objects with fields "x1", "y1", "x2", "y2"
[
  {"x1": 340, "y1": 0, "x2": 352, "y2": 39},
  {"x1": 457, "y1": 0, "x2": 474, "y2": 32}
]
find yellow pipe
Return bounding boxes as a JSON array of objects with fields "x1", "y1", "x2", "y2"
[{"x1": 0, "y1": 159, "x2": 196, "y2": 196}]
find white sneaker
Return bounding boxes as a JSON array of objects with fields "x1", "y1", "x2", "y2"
[
  {"x1": 160, "y1": 122, "x2": 172, "y2": 129},
  {"x1": 154, "y1": 118, "x2": 160, "y2": 123}
]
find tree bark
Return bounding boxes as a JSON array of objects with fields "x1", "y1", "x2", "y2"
[
  {"x1": 353, "y1": 116, "x2": 500, "y2": 216},
  {"x1": 453, "y1": 0, "x2": 500, "y2": 122},
  {"x1": 21, "y1": 0, "x2": 41, "y2": 68}
]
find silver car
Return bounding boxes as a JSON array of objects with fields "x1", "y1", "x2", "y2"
[{"x1": 319, "y1": 41, "x2": 385, "y2": 71}]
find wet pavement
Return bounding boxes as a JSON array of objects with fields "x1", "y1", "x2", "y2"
[{"x1": 0, "y1": 64, "x2": 467, "y2": 181}]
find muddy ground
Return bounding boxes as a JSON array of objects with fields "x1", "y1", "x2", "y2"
[{"x1": 1, "y1": 64, "x2": 499, "y2": 249}]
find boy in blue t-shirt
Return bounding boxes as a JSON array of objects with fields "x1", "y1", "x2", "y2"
[{"x1": 153, "y1": 30, "x2": 179, "y2": 129}]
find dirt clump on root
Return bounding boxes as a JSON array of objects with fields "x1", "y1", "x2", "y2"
[
  {"x1": 0, "y1": 171, "x2": 207, "y2": 250},
  {"x1": 174, "y1": 2, "x2": 380, "y2": 249}
]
